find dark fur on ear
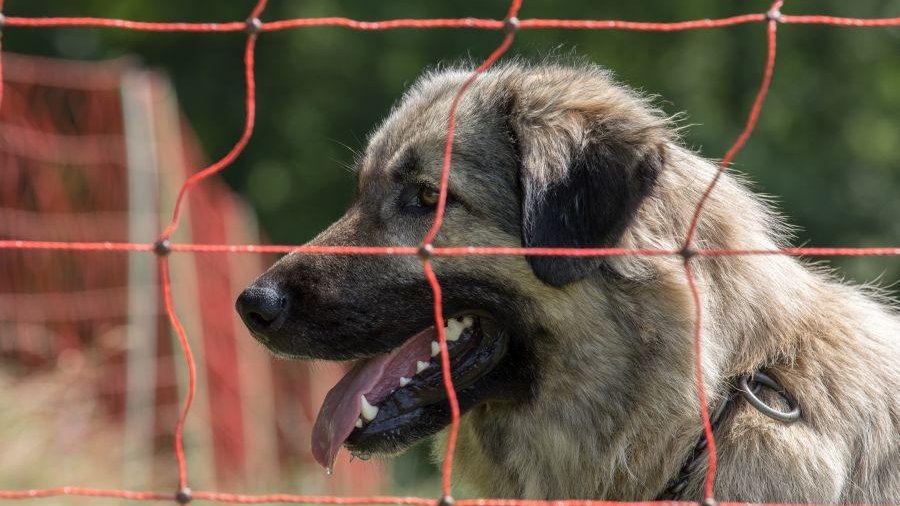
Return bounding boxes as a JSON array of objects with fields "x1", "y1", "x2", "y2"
[
  {"x1": 522, "y1": 140, "x2": 663, "y2": 286},
  {"x1": 507, "y1": 84, "x2": 666, "y2": 286}
]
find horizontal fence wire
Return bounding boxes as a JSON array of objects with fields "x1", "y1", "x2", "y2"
[
  {"x1": 5, "y1": 13, "x2": 900, "y2": 32},
  {"x1": 2, "y1": 241, "x2": 900, "y2": 257},
  {"x1": 0, "y1": 0, "x2": 899, "y2": 504}
]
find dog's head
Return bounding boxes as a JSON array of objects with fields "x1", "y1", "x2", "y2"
[{"x1": 236, "y1": 61, "x2": 670, "y2": 469}]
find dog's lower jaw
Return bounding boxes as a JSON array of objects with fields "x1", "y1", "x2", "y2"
[{"x1": 341, "y1": 321, "x2": 534, "y2": 466}]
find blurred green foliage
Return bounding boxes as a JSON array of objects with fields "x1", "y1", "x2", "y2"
[{"x1": 5, "y1": 0, "x2": 898, "y2": 283}]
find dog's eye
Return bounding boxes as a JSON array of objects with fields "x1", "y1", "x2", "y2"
[
  {"x1": 418, "y1": 187, "x2": 440, "y2": 207},
  {"x1": 399, "y1": 183, "x2": 448, "y2": 214}
]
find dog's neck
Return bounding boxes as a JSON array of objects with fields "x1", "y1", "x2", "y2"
[{"x1": 442, "y1": 150, "x2": 822, "y2": 499}]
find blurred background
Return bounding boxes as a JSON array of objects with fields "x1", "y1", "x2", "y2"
[{"x1": 0, "y1": 0, "x2": 898, "y2": 502}]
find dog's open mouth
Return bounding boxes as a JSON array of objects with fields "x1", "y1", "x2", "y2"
[{"x1": 310, "y1": 314, "x2": 509, "y2": 470}]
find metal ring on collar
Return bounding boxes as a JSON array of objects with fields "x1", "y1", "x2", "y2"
[{"x1": 738, "y1": 371, "x2": 801, "y2": 423}]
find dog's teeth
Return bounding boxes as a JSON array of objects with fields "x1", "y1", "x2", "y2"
[
  {"x1": 360, "y1": 395, "x2": 379, "y2": 421},
  {"x1": 431, "y1": 341, "x2": 441, "y2": 357},
  {"x1": 399, "y1": 377, "x2": 411, "y2": 387},
  {"x1": 462, "y1": 316, "x2": 474, "y2": 328},
  {"x1": 416, "y1": 360, "x2": 430, "y2": 374},
  {"x1": 355, "y1": 418, "x2": 363, "y2": 428},
  {"x1": 445, "y1": 318, "x2": 465, "y2": 342}
]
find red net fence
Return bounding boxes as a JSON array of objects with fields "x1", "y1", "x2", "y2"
[
  {"x1": 0, "y1": 0, "x2": 898, "y2": 504},
  {"x1": 0, "y1": 52, "x2": 387, "y2": 496}
]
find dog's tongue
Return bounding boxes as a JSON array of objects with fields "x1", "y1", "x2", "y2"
[{"x1": 311, "y1": 327, "x2": 434, "y2": 471}]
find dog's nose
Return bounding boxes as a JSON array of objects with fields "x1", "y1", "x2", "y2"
[{"x1": 236, "y1": 285, "x2": 287, "y2": 333}]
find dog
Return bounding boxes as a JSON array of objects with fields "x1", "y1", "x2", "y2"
[{"x1": 236, "y1": 60, "x2": 899, "y2": 502}]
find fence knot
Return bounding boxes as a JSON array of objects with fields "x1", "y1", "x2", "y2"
[
  {"x1": 153, "y1": 238, "x2": 172, "y2": 256},
  {"x1": 245, "y1": 17, "x2": 263, "y2": 34},
  {"x1": 175, "y1": 487, "x2": 192, "y2": 504},
  {"x1": 679, "y1": 243, "x2": 698, "y2": 262},
  {"x1": 418, "y1": 243, "x2": 434, "y2": 261},
  {"x1": 766, "y1": 6, "x2": 783, "y2": 23},
  {"x1": 702, "y1": 498, "x2": 718, "y2": 506},
  {"x1": 438, "y1": 495, "x2": 455, "y2": 506},
  {"x1": 0, "y1": 13, "x2": 6, "y2": 28},
  {"x1": 503, "y1": 16, "x2": 520, "y2": 33}
]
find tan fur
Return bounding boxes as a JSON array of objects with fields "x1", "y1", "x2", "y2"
[
  {"x1": 260, "y1": 60, "x2": 898, "y2": 502},
  {"x1": 382, "y1": 62, "x2": 900, "y2": 502}
]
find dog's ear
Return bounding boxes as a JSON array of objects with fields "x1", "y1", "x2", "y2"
[{"x1": 507, "y1": 93, "x2": 665, "y2": 287}]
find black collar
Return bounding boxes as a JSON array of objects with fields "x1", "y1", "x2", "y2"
[{"x1": 655, "y1": 371, "x2": 801, "y2": 500}]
